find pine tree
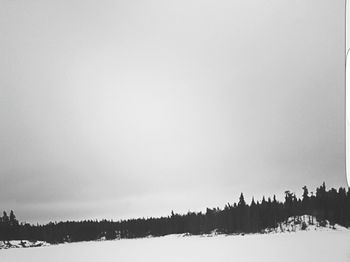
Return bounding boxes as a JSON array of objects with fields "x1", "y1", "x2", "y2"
[
  {"x1": 2, "y1": 211, "x2": 9, "y2": 224},
  {"x1": 9, "y1": 210, "x2": 18, "y2": 226},
  {"x1": 238, "y1": 193, "x2": 246, "y2": 207}
]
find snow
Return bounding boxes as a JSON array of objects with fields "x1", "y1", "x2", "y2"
[
  {"x1": 0, "y1": 240, "x2": 50, "y2": 249},
  {"x1": 1, "y1": 228, "x2": 350, "y2": 262}
]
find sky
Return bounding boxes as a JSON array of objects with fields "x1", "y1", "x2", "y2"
[{"x1": 0, "y1": 0, "x2": 347, "y2": 224}]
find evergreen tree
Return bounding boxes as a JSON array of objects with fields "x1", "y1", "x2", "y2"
[
  {"x1": 9, "y1": 210, "x2": 18, "y2": 226},
  {"x1": 238, "y1": 193, "x2": 246, "y2": 207},
  {"x1": 3, "y1": 211, "x2": 9, "y2": 223}
]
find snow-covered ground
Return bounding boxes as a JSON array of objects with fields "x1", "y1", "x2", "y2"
[
  {"x1": 0, "y1": 240, "x2": 50, "y2": 249},
  {"x1": 1, "y1": 226, "x2": 350, "y2": 262}
]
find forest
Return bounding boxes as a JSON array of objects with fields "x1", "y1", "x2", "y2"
[{"x1": 1, "y1": 182, "x2": 350, "y2": 243}]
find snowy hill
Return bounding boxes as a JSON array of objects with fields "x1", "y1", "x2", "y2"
[{"x1": 263, "y1": 215, "x2": 348, "y2": 234}]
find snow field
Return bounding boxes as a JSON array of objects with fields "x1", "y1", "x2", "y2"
[{"x1": 1, "y1": 228, "x2": 349, "y2": 262}]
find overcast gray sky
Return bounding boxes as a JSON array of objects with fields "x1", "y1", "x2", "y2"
[{"x1": 0, "y1": 0, "x2": 347, "y2": 223}]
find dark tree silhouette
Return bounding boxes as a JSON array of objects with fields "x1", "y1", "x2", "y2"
[{"x1": 0, "y1": 183, "x2": 349, "y2": 244}]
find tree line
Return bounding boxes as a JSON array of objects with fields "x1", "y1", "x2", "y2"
[{"x1": 1, "y1": 182, "x2": 349, "y2": 243}]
